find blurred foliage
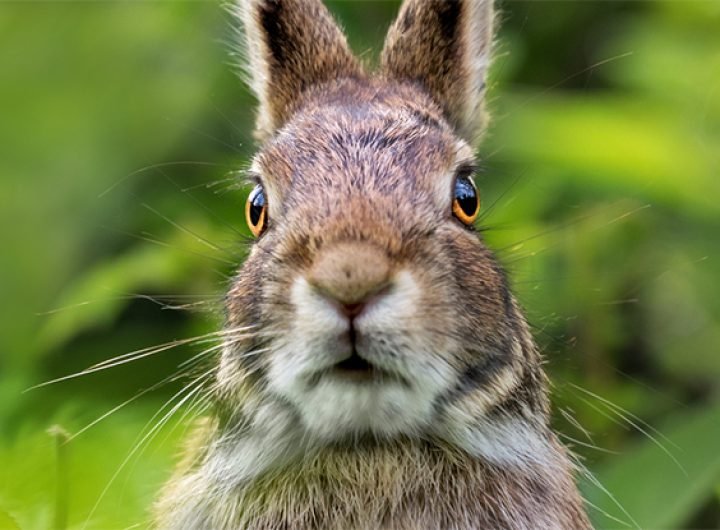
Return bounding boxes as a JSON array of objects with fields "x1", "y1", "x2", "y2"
[{"x1": 0, "y1": 1, "x2": 718, "y2": 528}]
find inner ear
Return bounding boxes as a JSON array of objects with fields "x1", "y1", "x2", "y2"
[
  {"x1": 236, "y1": 0, "x2": 364, "y2": 141},
  {"x1": 381, "y1": 0, "x2": 494, "y2": 142}
]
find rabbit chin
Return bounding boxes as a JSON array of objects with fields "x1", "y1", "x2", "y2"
[
  {"x1": 293, "y1": 377, "x2": 435, "y2": 441},
  {"x1": 264, "y1": 271, "x2": 455, "y2": 441}
]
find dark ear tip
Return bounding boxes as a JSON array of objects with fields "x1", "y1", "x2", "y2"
[
  {"x1": 237, "y1": 0, "x2": 363, "y2": 139},
  {"x1": 380, "y1": 0, "x2": 495, "y2": 141}
]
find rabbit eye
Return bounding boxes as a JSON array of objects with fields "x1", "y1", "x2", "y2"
[
  {"x1": 452, "y1": 176, "x2": 480, "y2": 225},
  {"x1": 245, "y1": 184, "x2": 267, "y2": 237}
]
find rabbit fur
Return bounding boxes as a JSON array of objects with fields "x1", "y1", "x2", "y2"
[{"x1": 155, "y1": 1, "x2": 592, "y2": 528}]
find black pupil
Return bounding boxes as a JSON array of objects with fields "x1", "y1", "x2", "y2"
[
  {"x1": 249, "y1": 187, "x2": 266, "y2": 226},
  {"x1": 454, "y1": 178, "x2": 478, "y2": 216}
]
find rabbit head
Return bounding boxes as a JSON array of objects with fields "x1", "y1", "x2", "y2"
[{"x1": 219, "y1": 0, "x2": 549, "y2": 456}]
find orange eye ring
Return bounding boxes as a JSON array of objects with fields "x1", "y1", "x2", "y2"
[
  {"x1": 452, "y1": 176, "x2": 480, "y2": 225},
  {"x1": 245, "y1": 184, "x2": 267, "y2": 238}
]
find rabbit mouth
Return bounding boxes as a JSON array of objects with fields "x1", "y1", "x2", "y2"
[
  {"x1": 335, "y1": 351, "x2": 373, "y2": 372},
  {"x1": 329, "y1": 325, "x2": 377, "y2": 380},
  {"x1": 330, "y1": 351, "x2": 377, "y2": 382},
  {"x1": 325, "y1": 350, "x2": 410, "y2": 387}
]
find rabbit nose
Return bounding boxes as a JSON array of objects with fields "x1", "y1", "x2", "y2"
[{"x1": 307, "y1": 242, "x2": 391, "y2": 315}]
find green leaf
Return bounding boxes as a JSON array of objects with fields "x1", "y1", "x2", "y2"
[
  {"x1": 0, "y1": 507, "x2": 22, "y2": 530},
  {"x1": 36, "y1": 222, "x2": 231, "y2": 358},
  {"x1": 584, "y1": 400, "x2": 720, "y2": 529}
]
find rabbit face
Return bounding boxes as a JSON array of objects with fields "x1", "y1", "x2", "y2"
[
  {"x1": 211, "y1": 0, "x2": 549, "y2": 448},
  {"x1": 221, "y1": 81, "x2": 524, "y2": 442}
]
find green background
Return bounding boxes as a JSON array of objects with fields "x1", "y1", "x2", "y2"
[{"x1": 1, "y1": 1, "x2": 719, "y2": 528}]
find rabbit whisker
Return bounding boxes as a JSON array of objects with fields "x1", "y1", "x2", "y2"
[
  {"x1": 26, "y1": 325, "x2": 258, "y2": 391},
  {"x1": 574, "y1": 460, "x2": 639, "y2": 529},
  {"x1": 98, "y1": 160, "x2": 233, "y2": 199},
  {"x1": 571, "y1": 392, "x2": 686, "y2": 477},
  {"x1": 82, "y1": 374, "x2": 210, "y2": 530},
  {"x1": 142, "y1": 202, "x2": 237, "y2": 259}
]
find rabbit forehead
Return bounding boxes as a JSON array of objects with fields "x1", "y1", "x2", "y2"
[{"x1": 253, "y1": 81, "x2": 472, "y2": 208}]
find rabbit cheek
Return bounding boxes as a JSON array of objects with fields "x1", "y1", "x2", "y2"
[{"x1": 215, "y1": 253, "x2": 273, "y2": 398}]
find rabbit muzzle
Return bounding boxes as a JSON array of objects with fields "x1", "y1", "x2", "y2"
[{"x1": 263, "y1": 237, "x2": 457, "y2": 441}]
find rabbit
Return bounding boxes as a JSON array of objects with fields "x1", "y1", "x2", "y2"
[{"x1": 154, "y1": 0, "x2": 592, "y2": 528}]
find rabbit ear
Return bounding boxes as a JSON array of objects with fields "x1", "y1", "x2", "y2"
[
  {"x1": 381, "y1": 0, "x2": 494, "y2": 142},
  {"x1": 235, "y1": 0, "x2": 363, "y2": 141}
]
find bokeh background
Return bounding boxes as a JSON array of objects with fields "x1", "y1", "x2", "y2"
[{"x1": 1, "y1": 1, "x2": 719, "y2": 528}]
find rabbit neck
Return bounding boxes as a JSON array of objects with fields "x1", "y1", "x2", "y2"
[{"x1": 155, "y1": 416, "x2": 590, "y2": 529}]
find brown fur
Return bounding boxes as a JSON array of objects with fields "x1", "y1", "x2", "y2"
[
  {"x1": 155, "y1": 1, "x2": 592, "y2": 528},
  {"x1": 158, "y1": 434, "x2": 587, "y2": 529}
]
